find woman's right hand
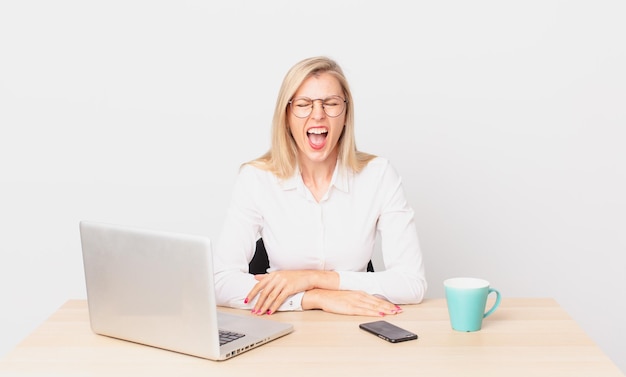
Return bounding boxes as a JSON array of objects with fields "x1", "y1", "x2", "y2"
[
  {"x1": 247, "y1": 270, "x2": 339, "y2": 315},
  {"x1": 302, "y1": 289, "x2": 402, "y2": 317}
]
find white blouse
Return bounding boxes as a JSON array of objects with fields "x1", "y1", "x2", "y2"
[{"x1": 214, "y1": 157, "x2": 427, "y2": 311}]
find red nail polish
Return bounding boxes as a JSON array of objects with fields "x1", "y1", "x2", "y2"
[
  {"x1": 266, "y1": 310, "x2": 272, "y2": 315},
  {"x1": 244, "y1": 298, "x2": 249, "y2": 304}
]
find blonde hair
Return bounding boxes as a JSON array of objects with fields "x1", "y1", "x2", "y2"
[{"x1": 246, "y1": 56, "x2": 375, "y2": 178}]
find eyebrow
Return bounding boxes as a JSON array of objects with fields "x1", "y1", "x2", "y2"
[{"x1": 291, "y1": 95, "x2": 345, "y2": 100}]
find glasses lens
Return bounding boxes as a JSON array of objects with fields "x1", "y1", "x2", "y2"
[
  {"x1": 322, "y1": 96, "x2": 346, "y2": 117},
  {"x1": 291, "y1": 98, "x2": 313, "y2": 118}
]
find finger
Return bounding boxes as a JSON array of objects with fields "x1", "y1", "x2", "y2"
[
  {"x1": 246, "y1": 279, "x2": 269, "y2": 307},
  {"x1": 252, "y1": 278, "x2": 278, "y2": 314},
  {"x1": 356, "y1": 304, "x2": 396, "y2": 317},
  {"x1": 246, "y1": 274, "x2": 268, "y2": 303},
  {"x1": 256, "y1": 281, "x2": 287, "y2": 315},
  {"x1": 267, "y1": 291, "x2": 291, "y2": 315},
  {"x1": 261, "y1": 273, "x2": 296, "y2": 315},
  {"x1": 372, "y1": 300, "x2": 403, "y2": 315},
  {"x1": 355, "y1": 293, "x2": 402, "y2": 316}
]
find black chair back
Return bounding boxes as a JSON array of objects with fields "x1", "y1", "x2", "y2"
[{"x1": 249, "y1": 239, "x2": 374, "y2": 274}]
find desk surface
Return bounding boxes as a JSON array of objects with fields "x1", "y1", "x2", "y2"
[{"x1": 0, "y1": 298, "x2": 623, "y2": 377}]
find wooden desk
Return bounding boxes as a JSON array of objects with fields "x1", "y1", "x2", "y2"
[{"x1": 0, "y1": 298, "x2": 623, "y2": 377}]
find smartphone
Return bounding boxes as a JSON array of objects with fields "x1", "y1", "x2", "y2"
[{"x1": 359, "y1": 320, "x2": 418, "y2": 343}]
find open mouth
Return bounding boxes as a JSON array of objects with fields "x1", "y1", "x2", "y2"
[{"x1": 307, "y1": 128, "x2": 328, "y2": 149}]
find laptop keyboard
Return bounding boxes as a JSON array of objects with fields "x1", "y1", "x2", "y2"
[{"x1": 219, "y1": 330, "x2": 245, "y2": 346}]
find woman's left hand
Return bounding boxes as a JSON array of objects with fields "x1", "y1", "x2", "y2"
[{"x1": 302, "y1": 289, "x2": 402, "y2": 317}]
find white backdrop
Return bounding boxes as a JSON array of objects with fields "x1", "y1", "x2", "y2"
[{"x1": 1, "y1": 0, "x2": 625, "y2": 371}]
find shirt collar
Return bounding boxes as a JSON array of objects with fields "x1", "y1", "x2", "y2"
[{"x1": 279, "y1": 159, "x2": 351, "y2": 195}]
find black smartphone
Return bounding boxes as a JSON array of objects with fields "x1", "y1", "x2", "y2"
[{"x1": 359, "y1": 320, "x2": 418, "y2": 343}]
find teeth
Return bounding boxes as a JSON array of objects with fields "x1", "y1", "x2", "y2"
[{"x1": 307, "y1": 128, "x2": 327, "y2": 135}]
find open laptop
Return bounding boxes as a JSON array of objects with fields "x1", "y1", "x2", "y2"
[{"x1": 79, "y1": 220, "x2": 293, "y2": 360}]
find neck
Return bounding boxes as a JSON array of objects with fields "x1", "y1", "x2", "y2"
[
  {"x1": 299, "y1": 155, "x2": 337, "y2": 200},
  {"x1": 300, "y1": 158, "x2": 336, "y2": 183}
]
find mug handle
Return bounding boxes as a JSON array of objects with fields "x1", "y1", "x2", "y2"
[{"x1": 483, "y1": 288, "x2": 501, "y2": 318}]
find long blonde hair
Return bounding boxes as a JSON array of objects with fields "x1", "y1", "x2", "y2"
[{"x1": 246, "y1": 56, "x2": 375, "y2": 178}]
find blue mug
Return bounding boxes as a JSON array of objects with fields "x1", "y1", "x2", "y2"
[{"x1": 444, "y1": 277, "x2": 501, "y2": 332}]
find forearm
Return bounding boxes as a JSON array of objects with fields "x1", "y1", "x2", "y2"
[
  {"x1": 243, "y1": 269, "x2": 340, "y2": 315},
  {"x1": 301, "y1": 288, "x2": 324, "y2": 310},
  {"x1": 214, "y1": 269, "x2": 258, "y2": 309},
  {"x1": 302, "y1": 288, "x2": 403, "y2": 316},
  {"x1": 309, "y1": 270, "x2": 340, "y2": 291},
  {"x1": 338, "y1": 268, "x2": 426, "y2": 304}
]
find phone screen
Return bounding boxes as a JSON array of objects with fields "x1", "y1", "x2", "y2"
[{"x1": 359, "y1": 320, "x2": 418, "y2": 343}]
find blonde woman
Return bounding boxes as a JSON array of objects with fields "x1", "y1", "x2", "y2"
[{"x1": 214, "y1": 56, "x2": 426, "y2": 316}]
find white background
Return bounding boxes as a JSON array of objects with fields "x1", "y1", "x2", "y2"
[{"x1": 1, "y1": 0, "x2": 625, "y2": 372}]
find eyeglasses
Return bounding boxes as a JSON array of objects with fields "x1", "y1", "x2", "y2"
[{"x1": 288, "y1": 96, "x2": 347, "y2": 118}]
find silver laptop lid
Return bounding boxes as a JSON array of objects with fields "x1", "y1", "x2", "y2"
[
  {"x1": 79, "y1": 221, "x2": 293, "y2": 360},
  {"x1": 80, "y1": 221, "x2": 222, "y2": 359}
]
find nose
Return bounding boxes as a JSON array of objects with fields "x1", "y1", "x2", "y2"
[{"x1": 310, "y1": 99, "x2": 326, "y2": 119}]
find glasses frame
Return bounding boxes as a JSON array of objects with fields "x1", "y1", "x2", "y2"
[{"x1": 288, "y1": 95, "x2": 348, "y2": 118}]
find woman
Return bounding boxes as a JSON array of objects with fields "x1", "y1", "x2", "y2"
[{"x1": 214, "y1": 56, "x2": 426, "y2": 317}]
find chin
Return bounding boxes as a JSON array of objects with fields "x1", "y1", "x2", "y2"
[{"x1": 302, "y1": 150, "x2": 330, "y2": 163}]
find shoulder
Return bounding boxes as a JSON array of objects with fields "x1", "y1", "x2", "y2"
[
  {"x1": 362, "y1": 156, "x2": 388, "y2": 169},
  {"x1": 359, "y1": 156, "x2": 397, "y2": 177},
  {"x1": 353, "y1": 156, "x2": 404, "y2": 188},
  {"x1": 237, "y1": 163, "x2": 278, "y2": 183},
  {"x1": 237, "y1": 163, "x2": 294, "y2": 193}
]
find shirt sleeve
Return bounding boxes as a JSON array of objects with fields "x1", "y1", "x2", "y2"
[
  {"x1": 337, "y1": 160, "x2": 427, "y2": 304},
  {"x1": 213, "y1": 165, "x2": 304, "y2": 312}
]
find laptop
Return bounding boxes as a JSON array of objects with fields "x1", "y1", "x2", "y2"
[{"x1": 79, "y1": 220, "x2": 294, "y2": 360}]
